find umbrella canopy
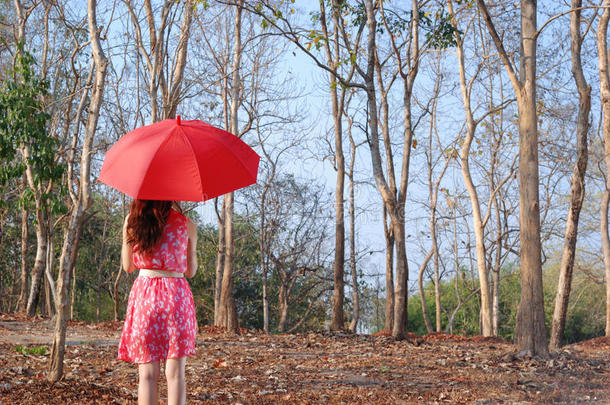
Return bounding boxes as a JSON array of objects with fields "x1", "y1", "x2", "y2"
[{"x1": 98, "y1": 116, "x2": 260, "y2": 201}]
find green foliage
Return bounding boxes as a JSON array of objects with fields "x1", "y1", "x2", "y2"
[
  {"x1": 406, "y1": 263, "x2": 606, "y2": 344},
  {"x1": 0, "y1": 46, "x2": 66, "y2": 211},
  {"x1": 14, "y1": 345, "x2": 48, "y2": 355}
]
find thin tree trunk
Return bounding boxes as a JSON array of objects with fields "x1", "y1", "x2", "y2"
[
  {"x1": 348, "y1": 132, "x2": 358, "y2": 333},
  {"x1": 418, "y1": 250, "x2": 434, "y2": 334},
  {"x1": 382, "y1": 206, "x2": 394, "y2": 331},
  {"x1": 48, "y1": 0, "x2": 107, "y2": 381},
  {"x1": 17, "y1": 186, "x2": 28, "y2": 312},
  {"x1": 448, "y1": 0, "x2": 493, "y2": 336},
  {"x1": 214, "y1": 201, "x2": 225, "y2": 326},
  {"x1": 318, "y1": 0, "x2": 347, "y2": 331},
  {"x1": 218, "y1": 194, "x2": 238, "y2": 332},
  {"x1": 217, "y1": 1, "x2": 243, "y2": 334},
  {"x1": 112, "y1": 264, "x2": 122, "y2": 321},
  {"x1": 70, "y1": 263, "x2": 77, "y2": 321},
  {"x1": 362, "y1": 0, "x2": 411, "y2": 339},
  {"x1": 597, "y1": 0, "x2": 610, "y2": 338},
  {"x1": 26, "y1": 203, "x2": 47, "y2": 316},
  {"x1": 549, "y1": 0, "x2": 590, "y2": 349},
  {"x1": 492, "y1": 196, "x2": 502, "y2": 335},
  {"x1": 163, "y1": 0, "x2": 193, "y2": 119}
]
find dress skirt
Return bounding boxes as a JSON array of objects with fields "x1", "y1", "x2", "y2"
[{"x1": 118, "y1": 276, "x2": 197, "y2": 363}]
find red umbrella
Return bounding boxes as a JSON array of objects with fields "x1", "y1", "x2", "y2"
[{"x1": 98, "y1": 116, "x2": 260, "y2": 201}]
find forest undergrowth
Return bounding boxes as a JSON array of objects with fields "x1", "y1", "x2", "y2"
[{"x1": 0, "y1": 313, "x2": 608, "y2": 404}]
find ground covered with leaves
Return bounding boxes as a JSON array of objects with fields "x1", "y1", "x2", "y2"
[{"x1": 0, "y1": 313, "x2": 608, "y2": 404}]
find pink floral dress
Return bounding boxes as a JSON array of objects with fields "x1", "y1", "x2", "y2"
[{"x1": 118, "y1": 209, "x2": 197, "y2": 364}]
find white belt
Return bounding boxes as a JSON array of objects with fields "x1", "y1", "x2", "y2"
[{"x1": 139, "y1": 269, "x2": 184, "y2": 278}]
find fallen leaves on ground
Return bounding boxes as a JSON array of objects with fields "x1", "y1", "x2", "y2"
[{"x1": 0, "y1": 314, "x2": 609, "y2": 404}]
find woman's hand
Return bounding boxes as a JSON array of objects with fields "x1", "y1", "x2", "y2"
[
  {"x1": 185, "y1": 219, "x2": 198, "y2": 279},
  {"x1": 121, "y1": 215, "x2": 137, "y2": 274}
]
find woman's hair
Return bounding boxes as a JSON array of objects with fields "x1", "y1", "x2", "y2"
[{"x1": 126, "y1": 200, "x2": 172, "y2": 255}]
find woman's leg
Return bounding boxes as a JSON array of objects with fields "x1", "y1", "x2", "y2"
[
  {"x1": 138, "y1": 361, "x2": 160, "y2": 405},
  {"x1": 165, "y1": 357, "x2": 186, "y2": 405}
]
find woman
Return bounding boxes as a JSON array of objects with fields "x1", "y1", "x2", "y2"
[{"x1": 118, "y1": 199, "x2": 198, "y2": 405}]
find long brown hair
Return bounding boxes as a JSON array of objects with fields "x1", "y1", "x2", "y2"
[{"x1": 126, "y1": 200, "x2": 172, "y2": 255}]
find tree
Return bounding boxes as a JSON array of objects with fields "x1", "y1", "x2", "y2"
[
  {"x1": 0, "y1": 44, "x2": 64, "y2": 316},
  {"x1": 597, "y1": 0, "x2": 610, "y2": 338},
  {"x1": 448, "y1": 0, "x2": 515, "y2": 336},
  {"x1": 549, "y1": 0, "x2": 591, "y2": 349},
  {"x1": 217, "y1": 0, "x2": 245, "y2": 334},
  {"x1": 124, "y1": 0, "x2": 194, "y2": 123},
  {"x1": 48, "y1": 0, "x2": 108, "y2": 381},
  {"x1": 477, "y1": 0, "x2": 549, "y2": 356}
]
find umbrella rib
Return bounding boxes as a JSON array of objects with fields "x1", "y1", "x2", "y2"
[
  {"x1": 135, "y1": 129, "x2": 175, "y2": 200},
  {"x1": 178, "y1": 128, "x2": 206, "y2": 200},
  {"x1": 204, "y1": 129, "x2": 259, "y2": 183}
]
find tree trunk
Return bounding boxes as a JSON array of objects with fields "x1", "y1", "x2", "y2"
[
  {"x1": 112, "y1": 264, "x2": 122, "y2": 321},
  {"x1": 318, "y1": 0, "x2": 346, "y2": 332},
  {"x1": 26, "y1": 204, "x2": 47, "y2": 316},
  {"x1": 549, "y1": 0, "x2": 590, "y2": 350},
  {"x1": 330, "y1": 89, "x2": 346, "y2": 332},
  {"x1": 597, "y1": 0, "x2": 610, "y2": 338},
  {"x1": 218, "y1": 193, "x2": 238, "y2": 332},
  {"x1": 277, "y1": 280, "x2": 289, "y2": 333},
  {"x1": 449, "y1": 0, "x2": 493, "y2": 336},
  {"x1": 417, "y1": 250, "x2": 434, "y2": 334},
  {"x1": 392, "y1": 219, "x2": 409, "y2": 336},
  {"x1": 17, "y1": 195, "x2": 28, "y2": 313},
  {"x1": 477, "y1": 0, "x2": 548, "y2": 357},
  {"x1": 513, "y1": 0, "x2": 548, "y2": 357},
  {"x1": 492, "y1": 196, "x2": 502, "y2": 336},
  {"x1": 362, "y1": 0, "x2": 411, "y2": 339},
  {"x1": 382, "y1": 206, "x2": 394, "y2": 332},
  {"x1": 217, "y1": 1, "x2": 243, "y2": 334},
  {"x1": 348, "y1": 139, "x2": 358, "y2": 333},
  {"x1": 214, "y1": 201, "x2": 225, "y2": 326},
  {"x1": 48, "y1": 0, "x2": 107, "y2": 381},
  {"x1": 162, "y1": 0, "x2": 193, "y2": 120}
]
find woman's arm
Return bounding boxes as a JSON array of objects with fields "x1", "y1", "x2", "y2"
[
  {"x1": 185, "y1": 219, "x2": 198, "y2": 279},
  {"x1": 121, "y1": 215, "x2": 137, "y2": 273}
]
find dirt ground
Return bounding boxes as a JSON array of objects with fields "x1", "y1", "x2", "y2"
[{"x1": 0, "y1": 313, "x2": 608, "y2": 404}]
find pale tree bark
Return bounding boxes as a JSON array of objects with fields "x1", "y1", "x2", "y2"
[
  {"x1": 255, "y1": 131, "x2": 291, "y2": 333},
  {"x1": 549, "y1": 0, "x2": 591, "y2": 349},
  {"x1": 382, "y1": 206, "x2": 394, "y2": 332},
  {"x1": 597, "y1": 0, "x2": 610, "y2": 338},
  {"x1": 345, "y1": 112, "x2": 360, "y2": 333},
  {"x1": 214, "y1": 200, "x2": 225, "y2": 326},
  {"x1": 355, "y1": 0, "x2": 417, "y2": 340},
  {"x1": 126, "y1": 0, "x2": 194, "y2": 123},
  {"x1": 373, "y1": 0, "x2": 420, "y2": 339},
  {"x1": 417, "y1": 249, "x2": 434, "y2": 334},
  {"x1": 492, "y1": 195, "x2": 502, "y2": 335},
  {"x1": 217, "y1": 0, "x2": 244, "y2": 334},
  {"x1": 162, "y1": 0, "x2": 194, "y2": 119},
  {"x1": 24, "y1": 155, "x2": 49, "y2": 316},
  {"x1": 448, "y1": 0, "x2": 492, "y2": 336},
  {"x1": 17, "y1": 176, "x2": 28, "y2": 313},
  {"x1": 48, "y1": 0, "x2": 108, "y2": 381},
  {"x1": 477, "y1": 0, "x2": 548, "y2": 356},
  {"x1": 319, "y1": 0, "x2": 346, "y2": 332}
]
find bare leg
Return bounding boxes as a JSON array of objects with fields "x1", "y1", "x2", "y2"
[
  {"x1": 138, "y1": 361, "x2": 160, "y2": 405},
  {"x1": 165, "y1": 357, "x2": 186, "y2": 405}
]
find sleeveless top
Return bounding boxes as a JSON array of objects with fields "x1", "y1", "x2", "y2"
[{"x1": 132, "y1": 209, "x2": 188, "y2": 273}]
